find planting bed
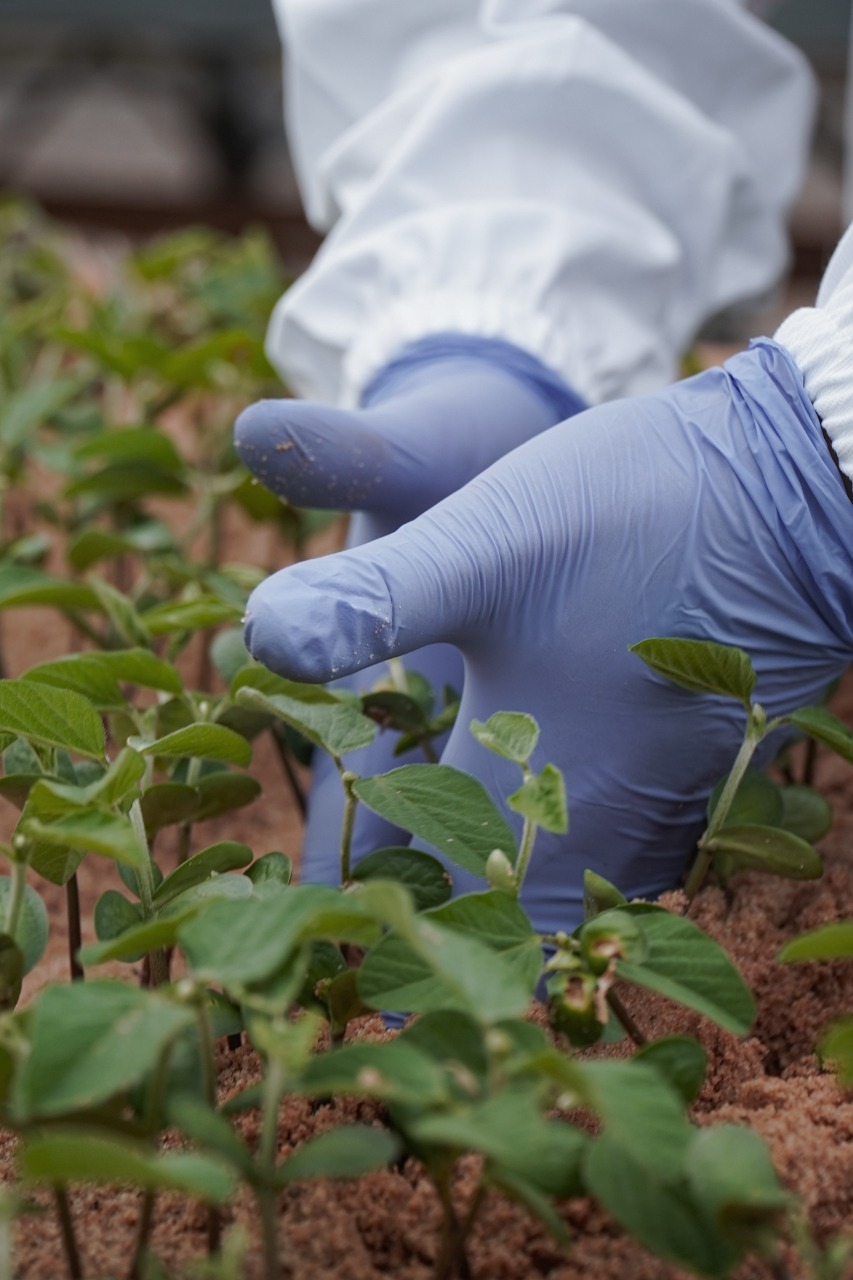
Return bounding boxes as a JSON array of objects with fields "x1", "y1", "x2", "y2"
[
  {"x1": 0, "y1": 204, "x2": 851, "y2": 1280},
  {"x1": 4, "y1": 658, "x2": 853, "y2": 1280}
]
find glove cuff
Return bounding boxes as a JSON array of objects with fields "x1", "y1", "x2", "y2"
[
  {"x1": 360, "y1": 332, "x2": 586, "y2": 424},
  {"x1": 774, "y1": 305, "x2": 853, "y2": 494}
]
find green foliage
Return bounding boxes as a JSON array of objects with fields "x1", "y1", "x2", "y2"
[{"x1": 0, "y1": 206, "x2": 841, "y2": 1280}]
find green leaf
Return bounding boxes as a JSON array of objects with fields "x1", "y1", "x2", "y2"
[
  {"x1": 140, "y1": 782, "x2": 198, "y2": 837},
  {"x1": 784, "y1": 706, "x2": 853, "y2": 763},
  {"x1": 0, "y1": 377, "x2": 80, "y2": 448},
  {"x1": 210, "y1": 629, "x2": 251, "y2": 685},
  {"x1": 153, "y1": 842, "x2": 253, "y2": 908},
  {"x1": 634, "y1": 1037, "x2": 708, "y2": 1107},
  {"x1": 580, "y1": 1059, "x2": 692, "y2": 1175},
  {"x1": 93, "y1": 890, "x2": 143, "y2": 943},
  {"x1": 630, "y1": 638, "x2": 756, "y2": 706},
  {"x1": 508, "y1": 763, "x2": 567, "y2": 834},
  {"x1": 469, "y1": 712, "x2": 539, "y2": 764},
  {"x1": 706, "y1": 825, "x2": 822, "y2": 881},
  {"x1": 24, "y1": 649, "x2": 182, "y2": 708},
  {"x1": 136, "y1": 724, "x2": 251, "y2": 767},
  {"x1": 178, "y1": 887, "x2": 378, "y2": 990},
  {"x1": 615, "y1": 906, "x2": 755, "y2": 1035},
  {"x1": 244, "y1": 851, "x2": 293, "y2": 894},
  {"x1": 0, "y1": 680, "x2": 104, "y2": 760},
  {"x1": 0, "y1": 879, "x2": 49, "y2": 975},
  {"x1": 686, "y1": 1125, "x2": 791, "y2": 1248},
  {"x1": 191, "y1": 772, "x2": 261, "y2": 822},
  {"x1": 398, "y1": 1009, "x2": 488, "y2": 1086},
  {"x1": 584, "y1": 1136, "x2": 738, "y2": 1277},
  {"x1": 13, "y1": 982, "x2": 195, "y2": 1119},
  {"x1": 21, "y1": 1135, "x2": 233, "y2": 1204},
  {"x1": 67, "y1": 522, "x2": 175, "y2": 572},
  {"x1": 360, "y1": 691, "x2": 428, "y2": 735},
  {"x1": 779, "y1": 785, "x2": 832, "y2": 843},
  {"x1": 820, "y1": 1017, "x2": 853, "y2": 1085},
  {"x1": 79, "y1": 914, "x2": 194, "y2": 966},
  {"x1": 235, "y1": 683, "x2": 375, "y2": 759},
  {"x1": 0, "y1": 774, "x2": 43, "y2": 811},
  {"x1": 87, "y1": 577, "x2": 151, "y2": 648},
  {"x1": 779, "y1": 921, "x2": 853, "y2": 963},
  {"x1": 73, "y1": 426, "x2": 184, "y2": 472},
  {"x1": 354, "y1": 766, "x2": 517, "y2": 877},
  {"x1": 351, "y1": 847, "x2": 452, "y2": 911},
  {"x1": 583, "y1": 869, "x2": 627, "y2": 917},
  {"x1": 28, "y1": 841, "x2": 85, "y2": 887},
  {"x1": 298, "y1": 1040, "x2": 449, "y2": 1107},
  {"x1": 707, "y1": 769, "x2": 783, "y2": 828},
  {"x1": 30, "y1": 749, "x2": 145, "y2": 813},
  {"x1": 276, "y1": 1125, "x2": 400, "y2": 1187},
  {"x1": 20, "y1": 809, "x2": 145, "y2": 870},
  {"x1": 142, "y1": 598, "x2": 242, "y2": 635},
  {"x1": 166, "y1": 1096, "x2": 254, "y2": 1179},
  {"x1": 357, "y1": 894, "x2": 538, "y2": 1022},
  {"x1": 0, "y1": 565, "x2": 100, "y2": 613}
]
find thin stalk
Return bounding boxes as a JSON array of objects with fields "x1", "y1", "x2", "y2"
[
  {"x1": 194, "y1": 997, "x2": 223, "y2": 1254},
  {"x1": 270, "y1": 726, "x2": 307, "y2": 819},
  {"x1": 257, "y1": 1057, "x2": 286, "y2": 1280},
  {"x1": 129, "y1": 799, "x2": 169, "y2": 986},
  {"x1": 128, "y1": 1192, "x2": 156, "y2": 1280},
  {"x1": 66, "y1": 874, "x2": 84, "y2": 982},
  {"x1": 433, "y1": 1169, "x2": 472, "y2": 1280},
  {"x1": 684, "y1": 717, "x2": 764, "y2": 902},
  {"x1": 128, "y1": 1041, "x2": 175, "y2": 1279},
  {"x1": 176, "y1": 755, "x2": 203, "y2": 868},
  {"x1": 801, "y1": 737, "x2": 817, "y2": 788},
  {"x1": 54, "y1": 1187, "x2": 83, "y2": 1280},
  {"x1": 0, "y1": 1201, "x2": 12, "y2": 1280},
  {"x1": 513, "y1": 815, "x2": 537, "y2": 895},
  {"x1": 338, "y1": 769, "x2": 358, "y2": 884},
  {"x1": 606, "y1": 988, "x2": 647, "y2": 1046},
  {"x1": 3, "y1": 860, "x2": 26, "y2": 938}
]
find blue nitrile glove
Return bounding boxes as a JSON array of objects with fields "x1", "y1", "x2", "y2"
[
  {"x1": 235, "y1": 335, "x2": 585, "y2": 877},
  {"x1": 244, "y1": 340, "x2": 853, "y2": 934}
]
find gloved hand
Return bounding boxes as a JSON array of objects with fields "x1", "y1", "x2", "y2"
[
  {"x1": 235, "y1": 335, "x2": 584, "y2": 875},
  {"x1": 244, "y1": 339, "x2": 853, "y2": 934}
]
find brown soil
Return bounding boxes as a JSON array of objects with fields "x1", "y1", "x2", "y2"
[{"x1": 2, "y1": 336, "x2": 852, "y2": 1279}]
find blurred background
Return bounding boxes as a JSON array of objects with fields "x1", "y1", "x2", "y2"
[{"x1": 0, "y1": 0, "x2": 850, "y2": 319}]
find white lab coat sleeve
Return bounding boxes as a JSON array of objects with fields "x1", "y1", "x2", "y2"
[
  {"x1": 775, "y1": 220, "x2": 853, "y2": 486},
  {"x1": 268, "y1": 0, "x2": 815, "y2": 408}
]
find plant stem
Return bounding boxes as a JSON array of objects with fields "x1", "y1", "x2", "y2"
[
  {"x1": 54, "y1": 1187, "x2": 83, "y2": 1280},
  {"x1": 338, "y1": 770, "x2": 358, "y2": 885},
  {"x1": 129, "y1": 799, "x2": 168, "y2": 986},
  {"x1": 684, "y1": 715, "x2": 764, "y2": 902},
  {"x1": 3, "y1": 860, "x2": 26, "y2": 939},
  {"x1": 513, "y1": 815, "x2": 537, "y2": 895},
  {"x1": 606, "y1": 988, "x2": 647, "y2": 1046},
  {"x1": 66, "y1": 874, "x2": 84, "y2": 982},
  {"x1": 433, "y1": 1169, "x2": 472, "y2": 1280},
  {"x1": 128, "y1": 1191, "x2": 156, "y2": 1280},
  {"x1": 257, "y1": 1057, "x2": 285, "y2": 1280},
  {"x1": 270, "y1": 726, "x2": 307, "y2": 820},
  {"x1": 0, "y1": 1199, "x2": 12, "y2": 1280}
]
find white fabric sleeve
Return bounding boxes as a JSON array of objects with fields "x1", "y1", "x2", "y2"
[
  {"x1": 775, "y1": 221, "x2": 853, "y2": 486},
  {"x1": 269, "y1": 0, "x2": 815, "y2": 408}
]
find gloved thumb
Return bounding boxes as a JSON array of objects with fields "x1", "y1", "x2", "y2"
[{"x1": 243, "y1": 498, "x2": 498, "y2": 682}]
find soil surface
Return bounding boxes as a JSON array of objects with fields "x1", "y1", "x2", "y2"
[{"x1": 2, "y1": 343, "x2": 853, "y2": 1279}]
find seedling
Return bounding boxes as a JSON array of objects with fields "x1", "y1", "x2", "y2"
[{"x1": 631, "y1": 638, "x2": 853, "y2": 898}]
